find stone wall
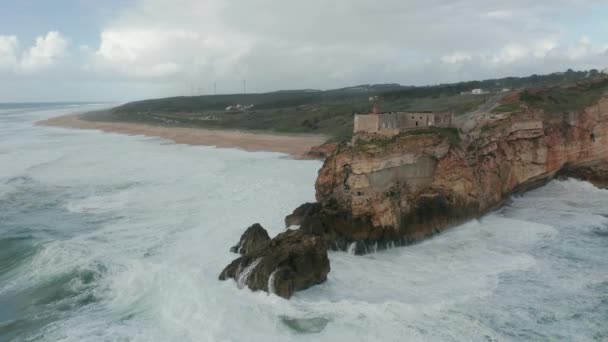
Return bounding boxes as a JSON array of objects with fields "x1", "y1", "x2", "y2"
[
  {"x1": 396, "y1": 112, "x2": 435, "y2": 129},
  {"x1": 356, "y1": 111, "x2": 453, "y2": 136},
  {"x1": 354, "y1": 114, "x2": 379, "y2": 133}
]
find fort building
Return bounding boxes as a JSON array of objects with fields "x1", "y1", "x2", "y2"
[{"x1": 354, "y1": 105, "x2": 454, "y2": 138}]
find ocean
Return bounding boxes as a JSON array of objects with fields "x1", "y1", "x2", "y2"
[{"x1": 0, "y1": 104, "x2": 606, "y2": 341}]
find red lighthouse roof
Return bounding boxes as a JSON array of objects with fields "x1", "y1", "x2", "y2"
[{"x1": 372, "y1": 104, "x2": 380, "y2": 114}]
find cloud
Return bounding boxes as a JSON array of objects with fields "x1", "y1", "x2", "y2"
[
  {"x1": 90, "y1": 28, "x2": 202, "y2": 78},
  {"x1": 441, "y1": 52, "x2": 473, "y2": 64},
  {"x1": 2, "y1": 1, "x2": 608, "y2": 101},
  {"x1": 0, "y1": 35, "x2": 19, "y2": 69},
  {"x1": 21, "y1": 31, "x2": 69, "y2": 71},
  {"x1": 0, "y1": 31, "x2": 69, "y2": 72},
  {"x1": 85, "y1": 0, "x2": 608, "y2": 92},
  {"x1": 483, "y1": 10, "x2": 515, "y2": 19}
]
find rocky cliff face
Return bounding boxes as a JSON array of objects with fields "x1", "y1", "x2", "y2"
[{"x1": 298, "y1": 95, "x2": 608, "y2": 253}]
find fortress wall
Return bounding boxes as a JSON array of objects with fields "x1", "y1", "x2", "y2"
[
  {"x1": 355, "y1": 114, "x2": 379, "y2": 133},
  {"x1": 399, "y1": 112, "x2": 434, "y2": 129},
  {"x1": 355, "y1": 111, "x2": 454, "y2": 136},
  {"x1": 378, "y1": 113, "x2": 398, "y2": 129},
  {"x1": 433, "y1": 112, "x2": 453, "y2": 126}
]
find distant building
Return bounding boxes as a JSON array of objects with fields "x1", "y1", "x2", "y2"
[
  {"x1": 225, "y1": 104, "x2": 255, "y2": 112},
  {"x1": 354, "y1": 105, "x2": 453, "y2": 137},
  {"x1": 461, "y1": 88, "x2": 489, "y2": 95}
]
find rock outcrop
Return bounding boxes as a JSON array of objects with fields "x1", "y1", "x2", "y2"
[
  {"x1": 306, "y1": 143, "x2": 338, "y2": 160},
  {"x1": 293, "y1": 90, "x2": 608, "y2": 253},
  {"x1": 557, "y1": 160, "x2": 608, "y2": 189},
  {"x1": 229, "y1": 223, "x2": 270, "y2": 254},
  {"x1": 284, "y1": 203, "x2": 321, "y2": 228},
  {"x1": 220, "y1": 225, "x2": 330, "y2": 299},
  {"x1": 221, "y1": 79, "x2": 608, "y2": 299}
]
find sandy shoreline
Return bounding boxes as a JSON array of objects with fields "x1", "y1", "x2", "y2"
[{"x1": 37, "y1": 113, "x2": 328, "y2": 159}]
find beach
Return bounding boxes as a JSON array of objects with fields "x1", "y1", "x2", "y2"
[{"x1": 37, "y1": 112, "x2": 328, "y2": 159}]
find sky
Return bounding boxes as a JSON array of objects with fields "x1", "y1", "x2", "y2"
[{"x1": 0, "y1": 0, "x2": 607, "y2": 102}]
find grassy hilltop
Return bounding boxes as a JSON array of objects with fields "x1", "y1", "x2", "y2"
[{"x1": 87, "y1": 69, "x2": 607, "y2": 142}]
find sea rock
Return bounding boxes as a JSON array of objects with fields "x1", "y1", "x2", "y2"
[
  {"x1": 219, "y1": 227, "x2": 330, "y2": 299},
  {"x1": 557, "y1": 160, "x2": 608, "y2": 189},
  {"x1": 229, "y1": 223, "x2": 270, "y2": 254},
  {"x1": 284, "y1": 202, "x2": 321, "y2": 228}
]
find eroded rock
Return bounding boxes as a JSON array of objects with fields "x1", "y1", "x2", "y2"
[
  {"x1": 306, "y1": 92, "x2": 608, "y2": 253},
  {"x1": 558, "y1": 160, "x2": 608, "y2": 189},
  {"x1": 220, "y1": 226, "x2": 330, "y2": 299},
  {"x1": 284, "y1": 202, "x2": 321, "y2": 228},
  {"x1": 229, "y1": 223, "x2": 270, "y2": 254}
]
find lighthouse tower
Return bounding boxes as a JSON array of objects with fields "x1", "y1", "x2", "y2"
[{"x1": 372, "y1": 103, "x2": 381, "y2": 115}]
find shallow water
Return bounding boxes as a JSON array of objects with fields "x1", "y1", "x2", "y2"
[{"x1": 0, "y1": 105, "x2": 606, "y2": 341}]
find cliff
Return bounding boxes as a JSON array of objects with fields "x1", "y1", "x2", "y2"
[
  {"x1": 220, "y1": 78, "x2": 608, "y2": 298},
  {"x1": 295, "y1": 81, "x2": 608, "y2": 253}
]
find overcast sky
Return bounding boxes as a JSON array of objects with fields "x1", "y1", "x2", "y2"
[{"x1": 1, "y1": 0, "x2": 607, "y2": 102}]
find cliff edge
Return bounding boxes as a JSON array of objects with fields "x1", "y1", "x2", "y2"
[
  {"x1": 295, "y1": 78, "x2": 608, "y2": 253},
  {"x1": 220, "y1": 78, "x2": 608, "y2": 299}
]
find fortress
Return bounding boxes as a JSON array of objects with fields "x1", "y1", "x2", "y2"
[{"x1": 354, "y1": 105, "x2": 454, "y2": 138}]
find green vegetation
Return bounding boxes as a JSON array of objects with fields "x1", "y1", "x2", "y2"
[
  {"x1": 355, "y1": 127, "x2": 461, "y2": 152},
  {"x1": 492, "y1": 102, "x2": 522, "y2": 113},
  {"x1": 520, "y1": 77, "x2": 608, "y2": 114},
  {"x1": 480, "y1": 124, "x2": 496, "y2": 134},
  {"x1": 93, "y1": 69, "x2": 607, "y2": 142},
  {"x1": 380, "y1": 94, "x2": 491, "y2": 116},
  {"x1": 402, "y1": 127, "x2": 461, "y2": 145},
  {"x1": 380, "y1": 68, "x2": 603, "y2": 100}
]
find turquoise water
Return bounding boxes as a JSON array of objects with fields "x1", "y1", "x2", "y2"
[{"x1": 0, "y1": 104, "x2": 607, "y2": 341}]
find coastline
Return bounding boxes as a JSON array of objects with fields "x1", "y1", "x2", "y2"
[{"x1": 37, "y1": 113, "x2": 328, "y2": 159}]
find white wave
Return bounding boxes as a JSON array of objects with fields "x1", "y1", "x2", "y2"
[
  {"x1": 267, "y1": 269, "x2": 279, "y2": 295},
  {"x1": 237, "y1": 258, "x2": 263, "y2": 289},
  {"x1": 65, "y1": 192, "x2": 130, "y2": 215},
  {"x1": 346, "y1": 242, "x2": 357, "y2": 255}
]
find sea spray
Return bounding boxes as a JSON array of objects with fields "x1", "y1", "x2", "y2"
[
  {"x1": 346, "y1": 242, "x2": 357, "y2": 255},
  {"x1": 236, "y1": 258, "x2": 263, "y2": 289},
  {"x1": 267, "y1": 269, "x2": 279, "y2": 295}
]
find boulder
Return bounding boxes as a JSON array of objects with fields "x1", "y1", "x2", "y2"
[
  {"x1": 219, "y1": 227, "x2": 330, "y2": 299},
  {"x1": 229, "y1": 223, "x2": 270, "y2": 254},
  {"x1": 284, "y1": 202, "x2": 321, "y2": 228}
]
